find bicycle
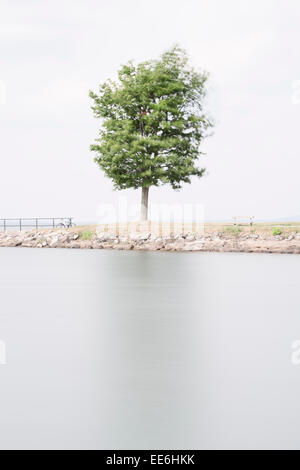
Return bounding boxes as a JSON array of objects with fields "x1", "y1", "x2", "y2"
[{"x1": 56, "y1": 218, "x2": 76, "y2": 229}]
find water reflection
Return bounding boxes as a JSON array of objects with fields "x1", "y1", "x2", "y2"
[{"x1": 0, "y1": 249, "x2": 299, "y2": 449}]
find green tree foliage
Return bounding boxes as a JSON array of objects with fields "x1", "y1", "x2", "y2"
[{"x1": 89, "y1": 46, "x2": 213, "y2": 219}]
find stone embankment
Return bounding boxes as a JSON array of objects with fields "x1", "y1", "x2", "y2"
[{"x1": 0, "y1": 229, "x2": 300, "y2": 254}]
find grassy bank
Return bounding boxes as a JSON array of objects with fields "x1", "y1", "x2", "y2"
[{"x1": 69, "y1": 222, "x2": 300, "y2": 239}]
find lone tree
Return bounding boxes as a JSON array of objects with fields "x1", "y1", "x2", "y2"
[{"x1": 89, "y1": 46, "x2": 213, "y2": 220}]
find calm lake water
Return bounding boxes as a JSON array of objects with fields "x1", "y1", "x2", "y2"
[{"x1": 0, "y1": 248, "x2": 299, "y2": 450}]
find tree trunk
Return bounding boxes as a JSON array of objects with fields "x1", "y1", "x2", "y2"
[{"x1": 141, "y1": 187, "x2": 149, "y2": 221}]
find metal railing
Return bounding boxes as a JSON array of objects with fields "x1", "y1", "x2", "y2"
[{"x1": 0, "y1": 217, "x2": 75, "y2": 231}]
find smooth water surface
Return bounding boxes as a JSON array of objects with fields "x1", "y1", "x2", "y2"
[{"x1": 0, "y1": 248, "x2": 299, "y2": 449}]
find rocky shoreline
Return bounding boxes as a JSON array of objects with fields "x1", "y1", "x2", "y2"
[{"x1": 0, "y1": 229, "x2": 300, "y2": 254}]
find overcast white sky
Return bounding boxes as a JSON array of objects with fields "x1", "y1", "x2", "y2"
[{"x1": 0, "y1": 0, "x2": 299, "y2": 222}]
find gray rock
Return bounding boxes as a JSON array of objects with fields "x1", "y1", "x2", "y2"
[
  {"x1": 183, "y1": 241, "x2": 204, "y2": 251},
  {"x1": 185, "y1": 234, "x2": 196, "y2": 242},
  {"x1": 49, "y1": 236, "x2": 59, "y2": 247},
  {"x1": 130, "y1": 232, "x2": 150, "y2": 241}
]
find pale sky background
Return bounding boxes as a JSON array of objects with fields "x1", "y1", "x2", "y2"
[{"x1": 0, "y1": 0, "x2": 299, "y2": 223}]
